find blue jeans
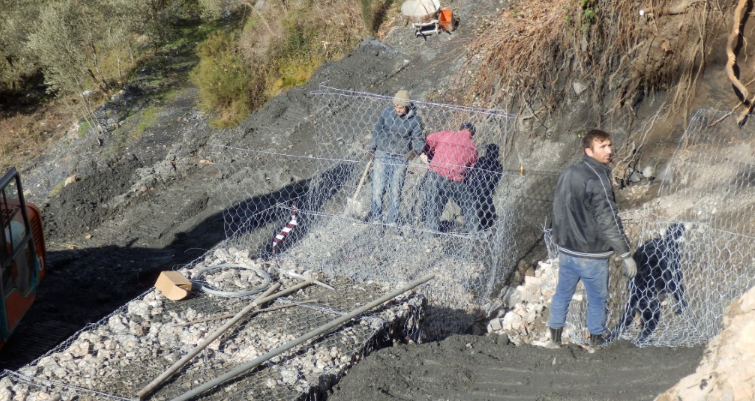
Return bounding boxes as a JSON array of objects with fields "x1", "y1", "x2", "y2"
[
  {"x1": 548, "y1": 252, "x2": 610, "y2": 335},
  {"x1": 371, "y1": 152, "x2": 407, "y2": 223},
  {"x1": 424, "y1": 172, "x2": 480, "y2": 233}
]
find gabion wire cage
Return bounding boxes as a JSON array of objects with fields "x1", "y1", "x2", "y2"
[{"x1": 558, "y1": 109, "x2": 755, "y2": 347}]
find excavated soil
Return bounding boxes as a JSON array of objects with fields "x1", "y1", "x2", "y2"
[
  {"x1": 0, "y1": 0, "x2": 717, "y2": 399},
  {"x1": 329, "y1": 335, "x2": 702, "y2": 401}
]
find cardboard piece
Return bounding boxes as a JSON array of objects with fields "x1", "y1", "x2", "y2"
[{"x1": 155, "y1": 271, "x2": 192, "y2": 300}]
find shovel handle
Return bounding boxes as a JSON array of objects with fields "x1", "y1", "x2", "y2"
[{"x1": 353, "y1": 159, "x2": 372, "y2": 200}]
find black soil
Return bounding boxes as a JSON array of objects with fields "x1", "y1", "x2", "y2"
[
  {"x1": 329, "y1": 335, "x2": 702, "y2": 401},
  {"x1": 0, "y1": 1, "x2": 706, "y2": 399}
]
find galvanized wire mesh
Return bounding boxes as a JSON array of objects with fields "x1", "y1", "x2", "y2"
[
  {"x1": 657, "y1": 109, "x2": 755, "y2": 234},
  {"x1": 0, "y1": 265, "x2": 423, "y2": 400},
  {"x1": 213, "y1": 86, "x2": 541, "y2": 341},
  {"x1": 552, "y1": 109, "x2": 755, "y2": 348},
  {"x1": 0, "y1": 86, "x2": 539, "y2": 400},
  {"x1": 10, "y1": 96, "x2": 750, "y2": 400}
]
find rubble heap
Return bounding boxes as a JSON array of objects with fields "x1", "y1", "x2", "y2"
[
  {"x1": 0, "y1": 246, "x2": 425, "y2": 401},
  {"x1": 656, "y1": 285, "x2": 755, "y2": 401},
  {"x1": 275, "y1": 217, "x2": 493, "y2": 339},
  {"x1": 486, "y1": 259, "x2": 562, "y2": 345}
]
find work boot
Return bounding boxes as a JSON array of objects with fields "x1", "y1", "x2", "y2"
[
  {"x1": 587, "y1": 333, "x2": 604, "y2": 354},
  {"x1": 544, "y1": 327, "x2": 562, "y2": 349}
]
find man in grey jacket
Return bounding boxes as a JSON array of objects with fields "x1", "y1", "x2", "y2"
[
  {"x1": 369, "y1": 89, "x2": 425, "y2": 224},
  {"x1": 546, "y1": 129, "x2": 637, "y2": 351}
]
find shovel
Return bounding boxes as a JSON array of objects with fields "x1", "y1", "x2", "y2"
[{"x1": 347, "y1": 158, "x2": 372, "y2": 219}]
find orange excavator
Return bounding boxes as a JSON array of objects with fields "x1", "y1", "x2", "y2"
[{"x1": 0, "y1": 168, "x2": 46, "y2": 350}]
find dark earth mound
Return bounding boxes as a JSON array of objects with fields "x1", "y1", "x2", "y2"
[
  {"x1": 329, "y1": 335, "x2": 703, "y2": 401},
  {"x1": 0, "y1": 1, "x2": 707, "y2": 399}
]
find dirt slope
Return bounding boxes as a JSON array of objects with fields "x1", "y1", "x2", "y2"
[
  {"x1": 0, "y1": 0, "x2": 711, "y2": 399},
  {"x1": 329, "y1": 335, "x2": 702, "y2": 401},
  {"x1": 0, "y1": 5, "x2": 485, "y2": 368}
]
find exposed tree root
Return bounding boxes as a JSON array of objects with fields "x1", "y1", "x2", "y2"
[
  {"x1": 639, "y1": 0, "x2": 704, "y2": 17},
  {"x1": 726, "y1": 0, "x2": 751, "y2": 106},
  {"x1": 707, "y1": 107, "x2": 737, "y2": 128},
  {"x1": 737, "y1": 104, "x2": 754, "y2": 126}
]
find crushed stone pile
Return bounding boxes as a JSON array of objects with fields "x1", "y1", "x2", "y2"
[
  {"x1": 283, "y1": 217, "x2": 487, "y2": 305},
  {"x1": 486, "y1": 259, "x2": 561, "y2": 345},
  {"x1": 0, "y1": 246, "x2": 425, "y2": 401},
  {"x1": 657, "y1": 285, "x2": 755, "y2": 401},
  {"x1": 273, "y1": 216, "x2": 492, "y2": 339}
]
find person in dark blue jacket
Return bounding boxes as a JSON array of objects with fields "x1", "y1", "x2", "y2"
[
  {"x1": 545, "y1": 129, "x2": 637, "y2": 351},
  {"x1": 369, "y1": 89, "x2": 425, "y2": 224}
]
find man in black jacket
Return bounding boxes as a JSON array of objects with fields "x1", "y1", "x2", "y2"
[{"x1": 545, "y1": 129, "x2": 637, "y2": 351}]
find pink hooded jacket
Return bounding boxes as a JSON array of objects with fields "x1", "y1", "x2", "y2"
[{"x1": 426, "y1": 129, "x2": 478, "y2": 182}]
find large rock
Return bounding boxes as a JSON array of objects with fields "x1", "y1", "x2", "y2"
[{"x1": 656, "y1": 285, "x2": 755, "y2": 401}]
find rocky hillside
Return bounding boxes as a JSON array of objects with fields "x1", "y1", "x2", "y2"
[{"x1": 3, "y1": 0, "x2": 755, "y2": 399}]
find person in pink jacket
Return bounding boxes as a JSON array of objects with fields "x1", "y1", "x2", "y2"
[{"x1": 423, "y1": 122, "x2": 480, "y2": 235}]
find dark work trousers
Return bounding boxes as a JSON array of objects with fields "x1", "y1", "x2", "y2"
[{"x1": 424, "y1": 171, "x2": 480, "y2": 234}]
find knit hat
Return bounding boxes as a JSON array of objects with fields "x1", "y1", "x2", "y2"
[
  {"x1": 392, "y1": 89, "x2": 411, "y2": 107},
  {"x1": 460, "y1": 122, "x2": 476, "y2": 135}
]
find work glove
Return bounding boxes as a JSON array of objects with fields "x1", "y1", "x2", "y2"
[
  {"x1": 419, "y1": 153, "x2": 429, "y2": 165},
  {"x1": 621, "y1": 257, "x2": 637, "y2": 278}
]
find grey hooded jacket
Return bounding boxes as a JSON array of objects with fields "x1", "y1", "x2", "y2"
[
  {"x1": 370, "y1": 105, "x2": 425, "y2": 156},
  {"x1": 551, "y1": 155, "x2": 631, "y2": 259}
]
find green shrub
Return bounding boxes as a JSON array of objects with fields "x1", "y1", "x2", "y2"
[
  {"x1": 133, "y1": 105, "x2": 158, "y2": 139},
  {"x1": 189, "y1": 30, "x2": 258, "y2": 128},
  {"x1": 266, "y1": 17, "x2": 323, "y2": 94},
  {"x1": 190, "y1": 0, "x2": 388, "y2": 128},
  {"x1": 79, "y1": 120, "x2": 90, "y2": 137},
  {"x1": 580, "y1": 0, "x2": 599, "y2": 29}
]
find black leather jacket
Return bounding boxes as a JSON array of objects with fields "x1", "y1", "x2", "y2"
[{"x1": 551, "y1": 155, "x2": 631, "y2": 259}]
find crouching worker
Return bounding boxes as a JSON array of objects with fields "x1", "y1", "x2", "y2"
[
  {"x1": 423, "y1": 122, "x2": 480, "y2": 235},
  {"x1": 546, "y1": 129, "x2": 637, "y2": 352}
]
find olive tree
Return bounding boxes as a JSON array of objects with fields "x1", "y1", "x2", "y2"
[
  {"x1": 28, "y1": 0, "x2": 156, "y2": 95},
  {"x1": 28, "y1": 0, "x2": 113, "y2": 98},
  {"x1": 0, "y1": 0, "x2": 44, "y2": 92}
]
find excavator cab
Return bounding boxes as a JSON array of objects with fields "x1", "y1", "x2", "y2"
[{"x1": 0, "y1": 168, "x2": 46, "y2": 350}]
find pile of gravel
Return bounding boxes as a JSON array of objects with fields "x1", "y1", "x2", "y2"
[{"x1": 0, "y1": 246, "x2": 425, "y2": 401}]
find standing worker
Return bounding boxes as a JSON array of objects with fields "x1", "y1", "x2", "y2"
[
  {"x1": 423, "y1": 122, "x2": 480, "y2": 235},
  {"x1": 369, "y1": 89, "x2": 425, "y2": 225},
  {"x1": 546, "y1": 129, "x2": 637, "y2": 351}
]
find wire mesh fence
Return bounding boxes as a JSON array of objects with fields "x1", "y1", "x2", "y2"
[
  {"x1": 3, "y1": 94, "x2": 753, "y2": 400},
  {"x1": 553, "y1": 109, "x2": 755, "y2": 347},
  {"x1": 210, "y1": 86, "x2": 544, "y2": 340},
  {"x1": 658, "y1": 109, "x2": 755, "y2": 235},
  {"x1": 0, "y1": 86, "x2": 536, "y2": 400}
]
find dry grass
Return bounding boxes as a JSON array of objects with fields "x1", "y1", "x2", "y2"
[
  {"x1": 237, "y1": 0, "x2": 378, "y2": 67},
  {"x1": 462, "y1": 0, "x2": 730, "y2": 123},
  {"x1": 0, "y1": 99, "x2": 82, "y2": 172},
  {"x1": 453, "y1": 0, "x2": 740, "y2": 185},
  {"x1": 194, "y1": 0, "x2": 394, "y2": 124}
]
